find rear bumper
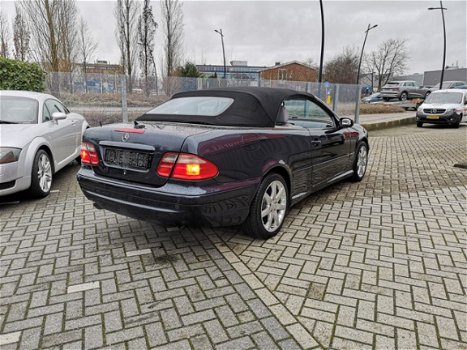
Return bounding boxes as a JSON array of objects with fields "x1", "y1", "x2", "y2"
[{"x1": 77, "y1": 167, "x2": 258, "y2": 227}]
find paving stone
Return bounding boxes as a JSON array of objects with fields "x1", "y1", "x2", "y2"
[{"x1": 0, "y1": 126, "x2": 466, "y2": 349}]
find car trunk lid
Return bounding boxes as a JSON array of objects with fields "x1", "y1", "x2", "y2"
[{"x1": 85, "y1": 122, "x2": 211, "y2": 187}]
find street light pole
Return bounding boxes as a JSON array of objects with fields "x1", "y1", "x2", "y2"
[
  {"x1": 318, "y1": 0, "x2": 325, "y2": 83},
  {"x1": 214, "y1": 29, "x2": 226, "y2": 79},
  {"x1": 356, "y1": 24, "x2": 378, "y2": 85},
  {"x1": 428, "y1": 1, "x2": 447, "y2": 89}
]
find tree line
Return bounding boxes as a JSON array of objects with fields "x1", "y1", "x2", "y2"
[
  {"x1": 323, "y1": 39, "x2": 408, "y2": 90},
  {"x1": 0, "y1": 1, "x2": 409, "y2": 93},
  {"x1": 0, "y1": 0, "x2": 184, "y2": 95}
]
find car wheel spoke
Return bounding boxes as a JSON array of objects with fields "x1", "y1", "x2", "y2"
[{"x1": 261, "y1": 206, "x2": 271, "y2": 217}]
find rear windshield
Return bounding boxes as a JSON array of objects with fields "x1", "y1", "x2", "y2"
[
  {"x1": 0, "y1": 96, "x2": 39, "y2": 124},
  {"x1": 147, "y1": 97, "x2": 234, "y2": 117},
  {"x1": 425, "y1": 92, "x2": 463, "y2": 104}
]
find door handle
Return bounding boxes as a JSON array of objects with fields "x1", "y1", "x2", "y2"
[{"x1": 311, "y1": 138, "x2": 321, "y2": 146}]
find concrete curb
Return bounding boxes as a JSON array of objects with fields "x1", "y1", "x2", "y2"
[{"x1": 361, "y1": 116, "x2": 416, "y2": 131}]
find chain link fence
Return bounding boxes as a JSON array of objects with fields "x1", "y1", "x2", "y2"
[{"x1": 45, "y1": 72, "x2": 362, "y2": 126}]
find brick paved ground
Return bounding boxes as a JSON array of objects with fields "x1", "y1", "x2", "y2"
[{"x1": 1, "y1": 124, "x2": 466, "y2": 349}]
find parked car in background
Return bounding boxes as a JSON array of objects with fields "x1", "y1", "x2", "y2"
[
  {"x1": 0, "y1": 91, "x2": 88, "y2": 197},
  {"x1": 381, "y1": 81, "x2": 430, "y2": 101},
  {"x1": 362, "y1": 92, "x2": 383, "y2": 104},
  {"x1": 77, "y1": 87, "x2": 369, "y2": 239},
  {"x1": 416, "y1": 89, "x2": 467, "y2": 128},
  {"x1": 430, "y1": 81, "x2": 466, "y2": 91}
]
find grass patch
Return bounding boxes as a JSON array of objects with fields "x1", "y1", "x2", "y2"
[{"x1": 360, "y1": 104, "x2": 406, "y2": 114}]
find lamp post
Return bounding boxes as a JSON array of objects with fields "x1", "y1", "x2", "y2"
[
  {"x1": 356, "y1": 24, "x2": 378, "y2": 85},
  {"x1": 214, "y1": 29, "x2": 226, "y2": 79},
  {"x1": 318, "y1": 0, "x2": 325, "y2": 83},
  {"x1": 428, "y1": 1, "x2": 447, "y2": 89}
]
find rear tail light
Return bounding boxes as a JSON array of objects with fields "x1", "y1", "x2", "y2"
[
  {"x1": 157, "y1": 152, "x2": 218, "y2": 180},
  {"x1": 80, "y1": 142, "x2": 100, "y2": 166}
]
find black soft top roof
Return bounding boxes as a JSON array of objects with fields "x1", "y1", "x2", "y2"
[{"x1": 137, "y1": 87, "x2": 314, "y2": 127}]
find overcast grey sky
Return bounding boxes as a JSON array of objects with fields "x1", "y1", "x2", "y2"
[{"x1": 2, "y1": 0, "x2": 466, "y2": 74}]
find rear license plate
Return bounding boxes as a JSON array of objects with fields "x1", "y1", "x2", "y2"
[
  {"x1": 427, "y1": 115, "x2": 439, "y2": 120},
  {"x1": 104, "y1": 148, "x2": 152, "y2": 171}
]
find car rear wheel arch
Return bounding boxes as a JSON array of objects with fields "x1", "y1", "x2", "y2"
[{"x1": 262, "y1": 165, "x2": 291, "y2": 203}]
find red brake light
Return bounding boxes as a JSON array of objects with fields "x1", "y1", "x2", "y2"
[
  {"x1": 157, "y1": 152, "x2": 178, "y2": 177},
  {"x1": 80, "y1": 142, "x2": 100, "y2": 166},
  {"x1": 157, "y1": 153, "x2": 218, "y2": 180}
]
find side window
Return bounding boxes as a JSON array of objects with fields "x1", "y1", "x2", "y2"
[
  {"x1": 42, "y1": 103, "x2": 52, "y2": 122},
  {"x1": 57, "y1": 101, "x2": 69, "y2": 114},
  {"x1": 284, "y1": 99, "x2": 335, "y2": 129},
  {"x1": 45, "y1": 99, "x2": 64, "y2": 115}
]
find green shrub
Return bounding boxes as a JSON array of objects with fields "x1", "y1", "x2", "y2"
[{"x1": 0, "y1": 57, "x2": 45, "y2": 92}]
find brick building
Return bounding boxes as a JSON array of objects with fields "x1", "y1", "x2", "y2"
[{"x1": 260, "y1": 61, "x2": 318, "y2": 82}]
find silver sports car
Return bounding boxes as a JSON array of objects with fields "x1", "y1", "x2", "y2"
[{"x1": 0, "y1": 91, "x2": 88, "y2": 197}]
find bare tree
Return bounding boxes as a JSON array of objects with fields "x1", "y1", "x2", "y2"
[
  {"x1": 115, "y1": 0, "x2": 140, "y2": 92},
  {"x1": 20, "y1": 0, "x2": 79, "y2": 72},
  {"x1": 324, "y1": 47, "x2": 359, "y2": 84},
  {"x1": 78, "y1": 17, "x2": 97, "y2": 93},
  {"x1": 57, "y1": 0, "x2": 79, "y2": 72},
  {"x1": 13, "y1": 3, "x2": 30, "y2": 61},
  {"x1": 137, "y1": 0, "x2": 157, "y2": 96},
  {"x1": 161, "y1": 0, "x2": 183, "y2": 78},
  {"x1": 0, "y1": 11, "x2": 10, "y2": 58},
  {"x1": 366, "y1": 39, "x2": 408, "y2": 90}
]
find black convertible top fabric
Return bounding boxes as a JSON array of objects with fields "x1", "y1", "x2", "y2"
[{"x1": 137, "y1": 87, "x2": 314, "y2": 127}]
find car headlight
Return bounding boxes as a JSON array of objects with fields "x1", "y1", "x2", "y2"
[
  {"x1": 417, "y1": 107, "x2": 423, "y2": 112},
  {"x1": 0, "y1": 148, "x2": 22, "y2": 164}
]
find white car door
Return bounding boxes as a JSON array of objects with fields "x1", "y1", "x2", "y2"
[{"x1": 43, "y1": 99, "x2": 76, "y2": 166}]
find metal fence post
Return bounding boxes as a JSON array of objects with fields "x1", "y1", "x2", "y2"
[
  {"x1": 354, "y1": 85, "x2": 362, "y2": 124},
  {"x1": 121, "y1": 75, "x2": 128, "y2": 123},
  {"x1": 332, "y1": 84, "x2": 339, "y2": 112}
]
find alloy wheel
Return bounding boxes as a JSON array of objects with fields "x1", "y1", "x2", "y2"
[
  {"x1": 261, "y1": 180, "x2": 287, "y2": 232},
  {"x1": 357, "y1": 145, "x2": 368, "y2": 178},
  {"x1": 38, "y1": 153, "x2": 52, "y2": 193}
]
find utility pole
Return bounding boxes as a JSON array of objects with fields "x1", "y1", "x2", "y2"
[
  {"x1": 318, "y1": 0, "x2": 325, "y2": 83},
  {"x1": 428, "y1": 1, "x2": 447, "y2": 89},
  {"x1": 356, "y1": 24, "x2": 378, "y2": 85},
  {"x1": 214, "y1": 29, "x2": 226, "y2": 79}
]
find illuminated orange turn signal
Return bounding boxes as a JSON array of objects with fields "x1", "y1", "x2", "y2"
[{"x1": 157, "y1": 152, "x2": 218, "y2": 180}]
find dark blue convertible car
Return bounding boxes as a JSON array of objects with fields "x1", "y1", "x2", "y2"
[{"x1": 77, "y1": 87, "x2": 368, "y2": 238}]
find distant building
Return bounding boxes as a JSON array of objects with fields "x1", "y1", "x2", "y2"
[
  {"x1": 423, "y1": 67, "x2": 467, "y2": 86},
  {"x1": 196, "y1": 61, "x2": 266, "y2": 81},
  {"x1": 78, "y1": 60, "x2": 123, "y2": 75},
  {"x1": 260, "y1": 61, "x2": 317, "y2": 82}
]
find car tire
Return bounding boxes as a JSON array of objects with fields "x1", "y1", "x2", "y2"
[
  {"x1": 29, "y1": 150, "x2": 53, "y2": 198},
  {"x1": 399, "y1": 92, "x2": 408, "y2": 101},
  {"x1": 242, "y1": 173, "x2": 288, "y2": 239},
  {"x1": 383, "y1": 97, "x2": 390, "y2": 102},
  {"x1": 351, "y1": 142, "x2": 368, "y2": 182},
  {"x1": 417, "y1": 122, "x2": 423, "y2": 128}
]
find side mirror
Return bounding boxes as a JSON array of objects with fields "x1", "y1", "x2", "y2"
[
  {"x1": 340, "y1": 118, "x2": 354, "y2": 128},
  {"x1": 52, "y1": 112, "x2": 67, "y2": 121}
]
